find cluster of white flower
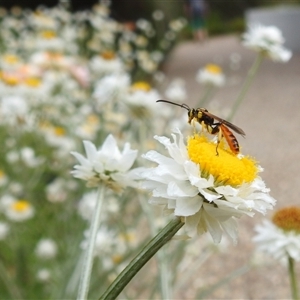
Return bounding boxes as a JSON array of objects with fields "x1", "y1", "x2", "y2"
[
  {"x1": 0, "y1": 3, "x2": 290, "y2": 298},
  {"x1": 0, "y1": 4, "x2": 187, "y2": 298}
]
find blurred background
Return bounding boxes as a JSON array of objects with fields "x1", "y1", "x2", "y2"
[
  {"x1": 0, "y1": 0, "x2": 299, "y2": 299},
  {"x1": 2, "y1": 0, "x2": 299, "y2": 34}
]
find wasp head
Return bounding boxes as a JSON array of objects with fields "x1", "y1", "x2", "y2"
[{"x1": 187, "y1": 109, "x2": 196, "y2": 124}]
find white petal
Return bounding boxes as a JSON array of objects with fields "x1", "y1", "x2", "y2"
[
  {"x1": 200, "y1": 189, "x2": 221, "y2": 202},
  {"x1": 167, "y1": 181, "x2": 198, "y2": 198},
  {"x1": 174, "y1": 196, "x2": 203, "y2": 216},
  {"x1": 215, "y1": 185, "x2": 238, "y2": 196},
  {"x1": 101, "y1": 134, "x2": 121, "y2": 158},
  {"x1": 201, "y1": 208, "x2": 223, "y2": 243},
  {"x1": 118, "y1": 149, "x2": 138, "y2": 172},
  {"x1": 71, "y1": 151, "x2": 90, "y2": 166},
  {"x1": 83, "y1": 140, "x2": 98, "y2": 161},
  {"x1": 221, "y1": 218, "x2": 238, "y2": 244}
]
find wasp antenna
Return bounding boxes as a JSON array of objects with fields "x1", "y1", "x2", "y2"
[{"x1": 156, "y1": 99, "x2": 190, "y2": 111}]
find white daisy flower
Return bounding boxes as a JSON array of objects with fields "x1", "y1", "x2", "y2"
[
  {"x1": 164, "y1": 78, "x2": 187, "y2": 102},
  {"x1": 46, "y1": 178, "x2": 69, "y2": 203},
  {"x1": 253, "y1": 207, "x2": 300, "y2": 264},
  {"x1": 71, "y1": 135, "x2": 138, "y2": 192},
  {"x1": 0, "y1": 95, "x2": 28, "y2": 125},
  {"x1": 5, "y1": 200, "x2": 35, "y2": 222},
  {"x1": 124, "y1": 81, "x2": 171, "y2": 120},
  {"x1": 196, "y1": 64, "x2": 225, "y2": 87},
  {"x1": 242, "y1": 24, "x2": 292, "y2": 62},
  {"x1": 36, "y1": 269, "x2": 51, "y2": 282},
  {"x1": 20, "y1": 147, "x2": 44, "y2": 168},
  {"x1": 35, "y1": 238, "x2": 58, "y2": 260},
  {"x1": 90, "y1": 53, "x2": 124, "y2": 76},
  {"x1": 93, "y1": 73, "x2": 130, "y2": 106},
  {"x1": 77, "y1": 191, "x2": 119, "y2": 221},
  {"x1": 139, "y1": 129, "x2": 276, "y2": 243}
]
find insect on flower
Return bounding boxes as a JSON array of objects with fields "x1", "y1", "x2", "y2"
[{"x1": 156, "y1": 99, "x2": 246, "y2": 155}]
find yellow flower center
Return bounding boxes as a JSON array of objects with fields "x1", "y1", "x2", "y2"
[
  {"x1": 272, "y1": 207, "x2": 300, "y2": 233},
  {"x1": 205, "y1": 64, "x2": 222, "y2": 74},
  {"x1": 112, "y1": 254, "x2": 123, "y2": 264},
  {"x1": 38, "y1": 120, "x2": 51, "y2": 130},
  {"x1": 40, "y1": 30, "x2": 56, "y2": 39},
  {"x1": 187, "y1": 134, "x2": 258, "y2": 186},
  {"x1": 0, "y1": 170, "x2": 5, "y2": 178},
  {"x1": 24, "y1": 77, "x2": 42, "y2": 87},
  {"x1": 101, "y1": 51, "x2": 116, "y2": 60},
  {"x1": 54, "y1": 126, "x2": 66, "y2": 136},
  {"x1": 3, "y1": 54, "x2": 20, "y2": 65},
  {"x1": 87, "y1": 114, "x2": 99, "y2": 125},
  {"x1": 2, "y1": 73, "x2": 20, "y2": 85},
  {"x1": 119, "y1": 232, "x2": 136, "y2": 243},
  {"x1": 12, "y1": 200, "x2": 30, "y2": 212},
  {"x1": 131, "y1": 81, "x2": 151, "y2": 92}
]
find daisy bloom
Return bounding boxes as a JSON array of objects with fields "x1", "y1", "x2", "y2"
[
  {"x1": 5, "y1": 199, "x2": 35, "y2": 222},
  {"x1": 196, "y1": 64, "x2": 225, "y2": 87},
  {"x1": 35, "y1": 238, "x2": 58, "y2": 259},
  {"x1": 124, "y1": 81, "x2": 166, "y2": 119},
  {"x1": 71, "y1": 135, "x2": 138, "y2": 192},
  {"x1": 92, "y1": 73, "x2": 130, "y2": 106},
  {"x1": 253, "y1": 207, "x2": 300, "y2": 264},
  {"x1": 36, "y1": 269, "x2": 51, "y2": 282},
  {"x1": 164, "y1": 78, "x2": 187, "y2": 102},
  {"x1": 90, "y1": 52, "x2": 124, "y2": 76},
  {"x1": 139, "y1": 129, "x2": 276, "y2": 243},
  {"x1": 242, "y1": 24, "x2": 292, "y2": 62},
  {"x1": 77, "y1": 191, "x2": 119, "y2": 221}
]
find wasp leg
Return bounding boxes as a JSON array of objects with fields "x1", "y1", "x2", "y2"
[
  {"x1": 211, "y1": 123, "x2": 221, "y2": 156},
  {"x1": 200, "y1": 121, "x2": 205, "y2": 133},
  {"x1": 190, "y1": 118, "x2": 197, "y2": 134}
]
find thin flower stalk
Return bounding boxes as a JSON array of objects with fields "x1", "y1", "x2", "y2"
[
  {"x1": 158, "y1": 248, "x2": 172, "y2": 300},
  {"x1": 138, "y1": 196, "x2": 172, "y2": 299},
  {"x1": 99, "y1": 217, "x2": 184, "y2": 300},
  {"x1": 199, "y1": 84, "x2": 215, "y2": 107},
  {"x1": 0, "y1": 259, "x2": 23, "y2": 299},
  {"x1": 288, "y1": 255, "x2": 299, "y2": 300},
  {"x1": 77, "y1": 186, "x2": 105, "y2": 300},
  {"x1": 227, "y1": 52, "x2": 264, "y2": 121}
]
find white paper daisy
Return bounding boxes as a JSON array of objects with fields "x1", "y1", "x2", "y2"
[
  {"x1": 5, "y1": 199, "x2": 35, "y2": 222},
  {"x1": 196, "y1": 64, "x2": 225, "y2": 87},
  {"x1": 139, "y1": 128, "x2": 276, "y2": 243},
  {"x1": 253, "y1": 207, "x2": 300, "y2": 264},
  {"x1": 242, "y1": 24, "x2": 292, "y2": 62},
  {"x1": 71, "y1": 134, "x2": 138, "y2": 192},
  {"x1": 35, "y1": 238, "x2": 58, "y2": 260}
]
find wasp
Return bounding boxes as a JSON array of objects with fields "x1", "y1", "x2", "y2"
[{"x1": 156, "y1": 100, "x2": 245, "y2": 155}]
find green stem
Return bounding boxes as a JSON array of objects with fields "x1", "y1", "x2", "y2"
[
  {"x1": 99, "y1": 217, "x2": 184, "y2": 300},
  {"x1": 227, "y1": 53, "x2": 264, "y2": 122},
  {"x1": 288, "y1": 255, "x2": 299, "y2": 300},
  {"x1": 0, "y1": 259, "x2": 23, "y2": 299},
  {"x1": 138, "y1": 196, "x2": 172, "y2": 299},
  {"x1": 158, "y1": 248, "x2": 171, "y2": 299},
  {"x1": 199, "y1": 84, "x2": 215, "y2": 107},
  {"x1": 77, "y1": 186, "x2": 105, "y2": 300}
]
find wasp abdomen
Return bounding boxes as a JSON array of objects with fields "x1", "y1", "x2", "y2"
[{"x1": 220, "y1": 124, "x2": 240, "y2": 154}]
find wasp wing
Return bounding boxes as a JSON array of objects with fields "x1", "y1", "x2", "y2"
[{"x1": 200, "y1": 109, "x2": 246, "y2": 136}]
